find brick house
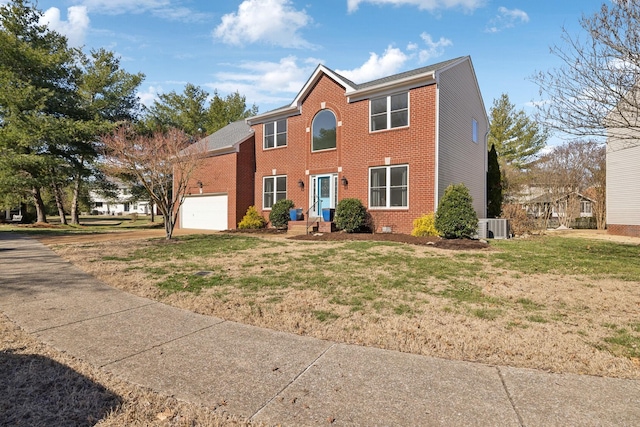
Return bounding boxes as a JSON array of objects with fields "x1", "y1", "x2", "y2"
[
  {"x1": 180, "y1": 56, "x2": 488, "y2": 234},
  {"x1": 179, "y1": 120, "x2": 255, "y2": 230}
]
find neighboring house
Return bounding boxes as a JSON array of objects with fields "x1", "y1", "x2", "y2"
[
  {"x1": 180, "y1": 56, "x2": 487, "y2": 234},
  {"x1": 525, "y1": 192, "x2": 594, "y2": 220},
  {"x1": 90, "y1": 180, "x2": 153, "y2": 216},
  {"x1": 178, "y1": 120, "x2": 255, "y2": 231},
  {"x1": 607, "y1": 128, "x2": 640, "y2": 237}
]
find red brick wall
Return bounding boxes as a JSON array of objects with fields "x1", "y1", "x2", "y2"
[
  {"x1": 235, "y1": 136, "x2": 256, "y2": 226},
  {"x1": 252, "y1": 75, "x2": 437, "y2": 234},
  {"x1": 608, "y1": 224, "x2": 640, "y2": 238},
  {"x1": 179, "y1": 148, "x2": 240, "y2": 230}
]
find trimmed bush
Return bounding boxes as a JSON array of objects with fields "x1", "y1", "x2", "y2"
[
  {"x1": 411, "y1": 213, "x2": 438, "y2": 237},
  {"x1": 269, "y1": 199, "x2": 294, "y2": 229},
  {"x1": 435, "y1": 184, "x2": 478, "y2": 239},
  {"x1": 335, "y1": 198, "x2": 367, "y2": 233},
  {"x1": 238, "y1": 205, "x2": 266, "y2": 229}
]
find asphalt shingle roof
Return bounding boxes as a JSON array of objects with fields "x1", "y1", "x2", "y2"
[{"x1": 200, "y1": 120, "x2": 254, "y2": 152}]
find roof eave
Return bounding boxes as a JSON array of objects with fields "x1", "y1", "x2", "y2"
[
  {"x1": 346, "y1": 71, "x2": 436, "y2": 102},
  {"x1": 246, "y1": 105, "x2": 300, "y2": 125}
]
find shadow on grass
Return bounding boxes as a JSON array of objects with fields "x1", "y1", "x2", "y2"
[{"x1": 0, "y1": 350, "x2": 121, "y2": 426}]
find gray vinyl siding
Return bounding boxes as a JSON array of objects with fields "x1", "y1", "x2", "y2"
[
  {"x1": 437, "y1": 59, "x2": 488, "y2": 217},
  {"x1": 606, "y1": 139, "x2": 640, "y2": 225}
]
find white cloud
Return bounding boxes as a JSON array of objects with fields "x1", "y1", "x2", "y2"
[
  {"x1": 138, "y1": 85, "x2": 161, "y2": 106},
  {"x1": 347, "y1": 0, "x2": 485, "y2": 13},
  {"x1": 213, "y1": 0, "x2": 313, "y2": 48},
  {"x1": 417, "y1": 32, "x2": 452, "y2": 63},
  {"x1": 485, "y1": 6, "x2": 529, "y2": 33},
  {"x1": 40, "y1": 6, "x2": 90, "y2": 47},
  {"x1": 336, "y1": 46, "x2": 409, "y2": 83},
  {"x1": 79, "y1": 0, "x2": 209, "y2": 22}
]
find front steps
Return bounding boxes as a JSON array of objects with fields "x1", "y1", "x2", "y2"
[{"x1": 287, "y1": 218, "x2": 336, "y2": 235}]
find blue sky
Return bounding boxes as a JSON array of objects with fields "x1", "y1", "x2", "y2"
[{"x1": 5, "y1": 0, "x2": 607, "y2": 142}]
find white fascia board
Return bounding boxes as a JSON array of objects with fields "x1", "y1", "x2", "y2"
[
  {"x1": 346, "y1": 71, "x2": 436, "y2": 103},
  {"x1": 245, "y1": 105, "x2": 300, "y2": 126}
]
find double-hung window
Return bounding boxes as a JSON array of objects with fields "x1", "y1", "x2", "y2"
[
  {"x1": 263, "y1": 175, "x2": 287, "y2": 209},
  {"x1": 370, "y1": 92, "x2": 409, "y2": 131},
  {"x1": 264, "y1": 119, "x2": 287, "y2": 149},
  {"x1": 369, "y1": 165, "x2": 408, "y2": 208}
]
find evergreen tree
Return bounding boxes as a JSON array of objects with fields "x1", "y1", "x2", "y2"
[
  {"x1": 486, "y1": 144, "x2": 502, "y2": 218},
  {"x1": 488, "y1": 93, "x2": 548, "y2": 170}
]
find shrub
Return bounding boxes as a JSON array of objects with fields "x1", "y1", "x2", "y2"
[
  {"x1": 435, "y1": 184, "x2": 478, "y2": 239},
  {"x1": 238, "y1": 206, "x2": 266, "y2": 229},
  {"x1": 335, "y1": 198, "x2": 367, "y2": 233},
  {"x1": 501, "y1": 203, "x2": 535, "y2": 236},
  {"x1": 269, "y1": 199, "x2": 294, "y2": 229},
  {"x1": 411, "y1": 213, "x2": 438, "y2": 236}
]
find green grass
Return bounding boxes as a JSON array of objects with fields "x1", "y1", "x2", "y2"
[
  {"x1": 603, "y1": 326, "x2": 640, "y2": 358},
  {"x1": 490, "y1": 237, "x2": 640, "y2": 281}
]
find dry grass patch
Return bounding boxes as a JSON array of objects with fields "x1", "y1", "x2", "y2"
[
  {"x1": 0, "y1": 313, "x2": 265, "y2": 427},
  {"x1": 52, "y1": 234, "x2": 640, "y2": 379}
]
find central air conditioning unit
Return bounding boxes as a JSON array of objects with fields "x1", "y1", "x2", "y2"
[
  {"x1": 477, "y1": 219, "x2": 488, "y2": 239},
  {"x1": 487, "y1": 218, "x2": 510, "y2": 239}
]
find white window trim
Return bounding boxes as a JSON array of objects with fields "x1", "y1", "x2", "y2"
[
  {"x1": 262, "y1": 175, "x2": 287, "y2": 210},
  {"x1": 472, "y1": 118, "x2": 478, "y2": 143},
  {"x1": 369, "y1": 92, "x2": 410, "y2": 133},
  {"x1": 263, "y1": 119, "x2": 287, "y2": 150},
  {"x1": 311, "y1": 109, "x2": 338, "y2": 152},
  {"x1": 368, "y1": 164, "x2": 409, "y2": 210}
]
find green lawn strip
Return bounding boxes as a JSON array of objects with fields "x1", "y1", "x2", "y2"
[
  {"x1": 490, "y1": 237, "x2": 640, "y2": 281},
  {"x1": 601, "y1": 324, "x2": 640, "y2": 358}
]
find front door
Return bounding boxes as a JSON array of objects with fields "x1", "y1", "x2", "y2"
[{"x1": 311, "y1": 174, "x2": 337, "y2": 217}]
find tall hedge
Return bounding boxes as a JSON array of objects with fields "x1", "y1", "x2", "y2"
[
  {"x1": 487, "y1": 144, "x2": 503, "y2": 218},
  {"x1": 435, "y1": 184, "x2": 478, "y2": 239}
]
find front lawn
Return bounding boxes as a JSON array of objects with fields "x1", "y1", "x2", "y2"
[{"x1": 53, "y1": 234, "x2": 640, "y2": 379}]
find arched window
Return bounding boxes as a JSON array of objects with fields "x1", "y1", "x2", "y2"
[{"x1": 312, "y1": 110, "x2": 337, "y2": 151}]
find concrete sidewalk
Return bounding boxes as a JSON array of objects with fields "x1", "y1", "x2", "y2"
[{"x1": 1, "y1": 232, "x2": 638, "y2": 426}]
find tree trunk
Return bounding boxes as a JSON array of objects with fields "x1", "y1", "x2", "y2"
[
  {"x1": 51, "y1": 179, "x2": 67, "y2": 225},
  {"x1": 150, "y1": 201, "x2": 155, "y2": 223},
  {"x1": 70, "y1": 167, "x2": 82, "y2": 225},
  {"x1": 32, "y1": 187, "x2": 47, "y2": 223},
  {"x1": 70, "y1": 156, "x2": 84, "y2": 225}
]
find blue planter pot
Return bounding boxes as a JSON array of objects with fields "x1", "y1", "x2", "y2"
[
  {"x1": 289, "y1": 208, "x2": 303, "y2": 221},
  {"x1": 322, "y1": 208, "x2": 335, "y2": 222}
]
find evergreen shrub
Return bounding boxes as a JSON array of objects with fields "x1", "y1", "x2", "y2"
[{"x1": 435, "y1": 184, "x2": 478, "y2": 239}]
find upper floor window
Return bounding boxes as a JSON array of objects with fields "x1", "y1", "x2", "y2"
[
  {"x1": 370, "y1": 92, "x2": 409, "y2": 132},
  {"x1": 264, "y1": 119, "x2": 287, "y2": 149},
  {"x1": 472, "y1": 118, "x2": 478, "y2": 143},
  {"x1": 263, "y1": 175, "x2": 287, "y2": 209},
  {"x1": 312, "y1": 110, "x2": 337, "y2": 151},
  {"x1": 369, "y1": 165, "x2": 408, "y2": 208}
]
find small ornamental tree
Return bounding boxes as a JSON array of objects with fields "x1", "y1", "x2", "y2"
[
  {"x1": 238, "y1": 206, "x2": 266, "y2": 229},
  {"x1": 269, "y1": 199, "x2": 294, "y2": 229},
  {"x1": 335, "y1": 198, "x2": 367, "y2": 233},
  {"x1": 435, "y1": 184, "x2": 478, "y2": 239}
]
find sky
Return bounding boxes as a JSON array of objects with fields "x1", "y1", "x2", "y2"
[{"x1": 3, "y1": 0, "x2": 609, "y2": 144}]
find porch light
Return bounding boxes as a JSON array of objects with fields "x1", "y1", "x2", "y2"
[
  {"x1": 341, "y1": 176, "x2": 348, "y2": 186},
  {"x1": 197, "y1": 181, "x2": 203, "y2": 194},
  {"x1": 297, "y1": 179, "x2": 305, "y2": 188}
]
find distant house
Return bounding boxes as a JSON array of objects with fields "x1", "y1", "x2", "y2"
[
  {"x1": 525, "y1": 191, "x2": 594, "y2": 227},
  {"x1": 179, "y1": 56, "x2": 487, "y2": 234},
  {"x1": 89, "y1": 180, "x2": 153, "y2": 216},
  {"x1": 607, "y1": 125, "x2": 640, "y2": 237}
]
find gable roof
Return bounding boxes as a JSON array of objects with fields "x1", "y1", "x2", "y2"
[
  {"x1": 247, "y1": 56, "x2": 470, "y2": 124},
  {"x1": 199, "y1": 120, "x2": 254, "y2": 155}
]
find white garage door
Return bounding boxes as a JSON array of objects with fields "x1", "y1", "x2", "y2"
[{"x1": 181, "y1": 195, "x2": 228, "y2": 230}]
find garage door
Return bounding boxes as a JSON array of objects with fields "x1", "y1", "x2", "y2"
[{"x1": 181, "y1": 195, "x2": 228, "y2": 230}]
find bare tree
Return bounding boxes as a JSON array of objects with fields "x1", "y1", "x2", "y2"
[
  {"x1": 100, "y1": 126, "x2": 206, "y2": 239},
  {"x1": 532, "y1": 140, "x2": 606, "y2": 229},
  {"x1": 533, "y1": 0, "x2": 640, "y2": 147}
]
